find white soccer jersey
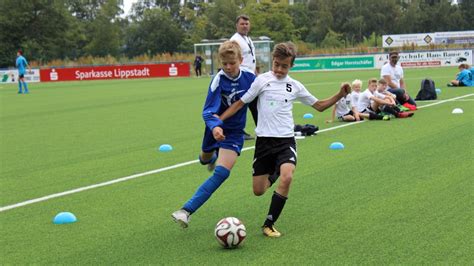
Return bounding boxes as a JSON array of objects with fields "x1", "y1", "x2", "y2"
[
  {"x1": 357, "y1": 89, "x2": 374, "y2": 112},
  {"x1": 230, "y1": 33, "x2": 256, "y2": 73},
  {"x1": 374, "y1": 90, "x2": 386, "y2": 100},
  {"x1": 381, "y1": 63, "x2": 404, "y2": 89},
  {"x1": 351, "y1": 91, "x2": 360, "y2": 107},
  {"x1": 240, "y1": 72, "x2": 318, "y2": 137},
  {"x1": 335, "y1": 95, "x2": 351, "y2": 117}
]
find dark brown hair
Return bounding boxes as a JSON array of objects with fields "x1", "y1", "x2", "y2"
[
  {"x1": 235, "y1": 14, "x2": 250, "y2": 24},
  {"x1": 272, "y1": 42, "x2": 297, "y2": 65}
]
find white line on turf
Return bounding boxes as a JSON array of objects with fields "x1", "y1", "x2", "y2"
[{"x1": 1, "y1": 93, "x2": 472, "y2": 213}]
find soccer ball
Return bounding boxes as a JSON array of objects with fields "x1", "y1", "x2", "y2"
[{"x1": 214, "y1": 217, "x2": 246, "y2": 248}]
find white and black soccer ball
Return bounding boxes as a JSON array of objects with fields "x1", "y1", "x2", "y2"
[{"x1": 214, "y1": 217, "x2": 246, "y2": 248}]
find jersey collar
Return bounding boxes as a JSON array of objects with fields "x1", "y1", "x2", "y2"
[{"x1": 222, "y1": 69, "x2": 242, "y2": 81}]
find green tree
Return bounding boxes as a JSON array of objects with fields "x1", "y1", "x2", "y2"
[
  {"x1": 287, "y1": 3, "x2": 312, "y2": 42},
  {"x1": 204, "y1": 0, "x2": 240, "y2": 39},
  {"x1": 459, "y1": 0, "x2": 473, "y2": 29},
  {"x1": 320, "y1": 29, "x2": 345, "y2": 48},
  {"x1": 243, "y1": 1, "x2": 297, "y2": 42},
  {"x1": 124, "y1": 8, "x2": 184, "y2": 57},
  {"x1": 0, "y1": 0, "x2": 80, "y2": 66},
  {"x1": 83, "y1": 0, "x2": 123, "y2": 57}
]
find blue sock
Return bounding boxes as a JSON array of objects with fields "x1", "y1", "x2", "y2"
[
  {"x1": 18, "y1": 81, "x2": 22, "y2": 93},
  {"x1": 23, "y1": 82, "x2": 28, "y2": 93},
  {"x1": 183, "y1": 166, "x2": 230, "y2": 213}
]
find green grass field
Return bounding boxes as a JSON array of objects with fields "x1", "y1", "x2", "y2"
[{"x1": 0, "y1": 67, "x2": 473, "y2": 264}]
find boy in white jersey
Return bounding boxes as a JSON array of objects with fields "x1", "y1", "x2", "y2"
[
  {"x1": 350, "y1": 79, "x2": 362, "y2": 110},
  {"x1": 356, "y1": 78, "x2": 390, "y2": 121},
  {"x1": 327, "y1": 93, "x2": 358, "y2": 122},
  {"x1": 374, "y1": 79, "x2": 414, "y2": 118},
  {"x1": 218, "y1": 42, "x2": 351, "y2": 237}
]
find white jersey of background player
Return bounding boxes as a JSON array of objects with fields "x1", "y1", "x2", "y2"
[{"x1": 230, "y1": 15, "x2": 256, "y2": 73}]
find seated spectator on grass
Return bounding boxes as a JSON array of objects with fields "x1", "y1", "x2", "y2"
[
  {"x1": 448, "y1": 64, "x2": 473, "y2": 87},
  {"x1": 356, "y1": 78, "x2": 390, "y2": 121},
  {"x1": 350, "y1": 79, "x2": 362, "y2": 108},
  {"x1": 374, "y1": 79, "x2": 413, "y2": 119},
  {"x1": 327, "y1": 88, "x2": 359, "y2": 123},
  {"x1": 381, "y1": 51, "x2": 417, "y2": 106}
]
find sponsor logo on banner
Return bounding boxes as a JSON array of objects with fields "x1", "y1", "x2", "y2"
[
  {"x1": 383, "y1": 31, "x2": 474, "y2": 48},
  {"x1": 0, "y1": 69, "x2": 40, "y2": 83},
  {"x1": 40, "y1": 63, "x2": 190, "y2": 82},
  {"x1": 375, "y1": 50, "x2": 473, "y2": 69},
  {"x1": 292, "y1": 56, "x2": 374, "y2": 71},
  {"x1": 383, "y1": 33, "x2": 435, "y2": 48}
]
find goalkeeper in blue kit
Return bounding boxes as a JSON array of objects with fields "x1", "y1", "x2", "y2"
[{"x1": 16, "y1": 50, "x2": 30, "y2": 94}]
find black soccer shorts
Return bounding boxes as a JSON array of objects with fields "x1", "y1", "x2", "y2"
[{"x1": 252, "y1": 136, "x2": 297, "y2": 176}]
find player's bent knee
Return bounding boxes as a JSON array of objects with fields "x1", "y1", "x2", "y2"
[
  {"x1": 253, "y1": 184, "x2": 266, "y2": 196},
  {"x1": 345, "y1": 115, "x2": 355, "y2": 121},
  {"x1": 279, "y1": 174, "x2": 293, "y2": 188}
]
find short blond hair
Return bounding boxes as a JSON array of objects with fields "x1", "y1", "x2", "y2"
[
  {"x1": 218, "y1": 40, "x2": 242, "y2": 61},
  {"x1": 378, "y1": 78, "x2": 387, "y2": 85},
  {"x1": 352, "y1": 79, "x2": 362, "y2": 87}
]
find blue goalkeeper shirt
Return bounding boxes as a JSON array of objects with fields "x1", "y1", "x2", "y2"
[
  {"x1": 16, "y1": 55, "x2": 28, "y2": 75},
  {"x1": 202, "y1": 69, "x2": 256, "y2": 131}
]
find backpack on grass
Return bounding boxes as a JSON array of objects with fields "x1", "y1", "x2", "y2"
[
  {"x1": 294, "y1": 124, "x2": 319, "y2": 136},
  {"x1": 415, "y1": 78, "x2": 437, "y2": 101}
]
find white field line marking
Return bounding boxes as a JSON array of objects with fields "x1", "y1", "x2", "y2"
[{"x1": 1, "y1": 93, "x2": 473, "y2": 213}]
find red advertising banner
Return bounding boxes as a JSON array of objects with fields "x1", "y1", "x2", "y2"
[{"x1": 40, "y1": 63, "x2": 190, "y2": 82}]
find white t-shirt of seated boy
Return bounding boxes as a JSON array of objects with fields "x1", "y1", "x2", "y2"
[
  {"x1": 335, "y1": 95, "x2": 352, "y2": 117},
  {"x1": 357, "y1": 89, "x2": 374, "y2": 112},
  {"x1": 351, "y1": 91, "x2": 360, "y2": 107},
  {"x1": 374, "y1": 90, "x2": 387, "y2": 100},
  {"x1": 381, "y1": 63, "x2": 404, "y2": 89}
]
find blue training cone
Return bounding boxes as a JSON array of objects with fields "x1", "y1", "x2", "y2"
[
  {"x1": 329, "y1": 142, "x2": 345, "y2": 150},
  {"x1": 158, "y1": 144, "x2": 173, "y2": 152},
  {"x1": 435, "y1": 88, "x2": 441, "y2": 94},
  {"x1": 53, "y1": 212, "x2": 77, "y2": 224},
  {"x1": 303, "y1": 113, "x2": 314, "y2": 119}
]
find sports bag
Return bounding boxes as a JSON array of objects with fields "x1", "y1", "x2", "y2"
[{"x1": 415, "y1": 78, "x2": 437, "y2": 101}]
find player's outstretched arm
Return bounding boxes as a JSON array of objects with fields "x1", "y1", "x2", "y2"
[
  {"x1": 219, "y1": 99, "x2": 245, "y2": 121},
  {"x1": 312, "y1": 83, "x2": 351, "y2": 112},
  {"x1": 326, "y1": 105, "x2": 336, "y2": 123}
]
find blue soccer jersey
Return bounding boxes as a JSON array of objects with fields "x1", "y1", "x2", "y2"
[
  {"x1": 202, "y1": 69, "x2": 256, "y2": 131},
  {"x1": 471, "y1": 67, "x2": 474, "y2": 82},
  {"x1": 16, "y1": 55, "x2": 28, "y2": 75},
  {"x1": 457, "y1": 69, "x2": 472, "y2": 86}
]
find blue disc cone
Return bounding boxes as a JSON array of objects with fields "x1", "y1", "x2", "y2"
[
  {"x1": 303, "y1": 113, "x2": 314, "y2": 119},
  {"x1": 53, "y1": 212, "x2": 77, "y2": 224},
  {"x1": 435, "y1": 88, "x2": 441, "y2": 94},
  {"x1": 329, "y1": 142, "x2": 344, "y2": 150},
  {"x1": 158, "y1": 144, "x2": 173, "y2": 152}
]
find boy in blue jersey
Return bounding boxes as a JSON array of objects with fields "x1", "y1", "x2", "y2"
[
  {"x1": 15, "y1": 50, "x2": 30, "y2": 94},
  {"x1": 448, "y1": 64, "x2": 473, "y2": 87},
  {"x1": 171, "y1": 41, "x2": 256, "y2": 228}
]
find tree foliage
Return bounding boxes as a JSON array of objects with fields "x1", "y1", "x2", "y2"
[{"x1": 0, "y1": 0, "x2": 472, "y2": 67}]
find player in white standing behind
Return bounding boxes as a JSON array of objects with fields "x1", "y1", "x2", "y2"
[{"x1": 230, "y1": 14, "x2": 258, "y2": 140}]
